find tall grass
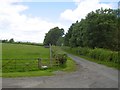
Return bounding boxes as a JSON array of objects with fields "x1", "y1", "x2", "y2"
[{"x1": 62, "y1": 46, "x2": 119, "y2": 69}]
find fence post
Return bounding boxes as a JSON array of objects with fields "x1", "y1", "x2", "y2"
[
  {"x1": 49, "y1": 44, "x2": 52, "y2": 67},
  {"x1": 38, "y1": 58, "x2": 41, "y2": 69},
  {"x1": 15, "y1": 59, "x2": 16, "y2": 72}
]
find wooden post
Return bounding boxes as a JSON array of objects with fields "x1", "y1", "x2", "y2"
[
  {"x1": 38, "y1": 58, "x2": 41, "y2": 69},
  {"x1": 49, "y1": 44, "x2": 52, "y2": 67},
  {"x1": 15, "y1": 59, "x2": 16, "y2": 72}
]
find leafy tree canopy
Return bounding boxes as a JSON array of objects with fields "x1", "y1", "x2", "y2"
[{"x1": 44, "y1": 27, "x2": 64, "y2": 45}]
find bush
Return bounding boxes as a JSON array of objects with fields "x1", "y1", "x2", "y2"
[{"x1": 52, "y1": 46, "x2": 67, "y2": 66}]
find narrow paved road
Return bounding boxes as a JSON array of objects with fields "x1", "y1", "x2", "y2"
[{"x1": 2, "y1": 54, "x2": 118, "y2": 88}]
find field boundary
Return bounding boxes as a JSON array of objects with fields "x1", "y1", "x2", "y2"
[{"x1": 2, "y1": 58, "x2": 51, "y2": 73}]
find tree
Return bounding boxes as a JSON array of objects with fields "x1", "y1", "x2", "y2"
[
  {"x1": 1, "y1": 39, "x2": 8, "y2": 43},
  {"x1": 44, "y1": 27, "x2": 64, "y2": 45},
  {"x1": 9, "y1": 38, "x2": 14, "y2": 43},
  {"x1": 64, "y1": 8, "x2": 118, "y2": 51},
  {"x1": 56, "y1": 37, "x2": 64, "y2": 46},
  {"x1": 64, "y1": 23, "x2": 75, "y2": 46}
]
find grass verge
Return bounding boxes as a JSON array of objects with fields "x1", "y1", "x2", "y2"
[
  {"x1": 62, "y1": 57, "x2": 76, "y2": 72},
  {"x1": 80, "y1": 55, "x2": 119, "y2": 69},
  {"x1": 2, "y1": 70, "x2": 53, "y2": 78},
  {"x1": 62, "y1": 47, "x2": 119, "y2": 70},
  {"x1": 66, "y1": 51, "x2": 119, "y2": 70}
]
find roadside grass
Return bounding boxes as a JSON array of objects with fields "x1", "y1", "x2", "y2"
[
  {"x1": 2, "y1": 71, "x2": 53, "y2": 78},
  {"x1": 62, "y1": 57, "x2": 76, "y2": 72},
  {"x1": 62, "y1": 47, "x2": 119, "y2": 70},
  {"x1": 80, "y1": 55, "x2": 119, "y2": 70}
]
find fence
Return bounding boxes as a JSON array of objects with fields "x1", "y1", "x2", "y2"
[{"x1": 1, "y1": 58, "x2": 51, "y2": 73}]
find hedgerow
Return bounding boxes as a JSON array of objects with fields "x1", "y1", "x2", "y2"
[{"x1": 62, "y1": 46, "x2": 119, "y2": 64}]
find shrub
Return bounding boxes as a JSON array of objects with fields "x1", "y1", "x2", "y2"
[{"x1": 52, "y1": 46, "x2": 67, "y2": 66}]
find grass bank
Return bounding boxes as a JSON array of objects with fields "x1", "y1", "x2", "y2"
[{"x1": 62, "y1": 46, "x2": 119, "y2": 70}]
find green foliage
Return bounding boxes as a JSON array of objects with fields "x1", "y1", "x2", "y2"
[
  {"x1": 64, "y1": 23, "x2": 74, "y2": 46},
  {"x1": 9, "y1": 38, "x2": 14, "y2": 43},
  {"x1": 62, "y1": 46, "x2": 119, "y2": 69},
  {"x1": 1, "y1": 39, "x2": 8, "y2": 43},
  {"x1": 64, "y1": 8, "x2": 119, "y2": 51},
  {"x1": 15, "y1": 42, "x2": 43, "y2": 46},
  {"x1": 52, "y1": 46, "x2": 67, "y2": 66},
  {"x1": 44, "y1": 27, "x2": 64, "y2": 45},
  {"x1": 1, "y1": 38, "x2": 14, "y2": 43},
  {"x1": 56, "y1": 37, "x2": 64, "y2": 46}
]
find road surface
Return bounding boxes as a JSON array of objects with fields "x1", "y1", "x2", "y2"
[{"x1": 2, "y1": 54, "x2": 119, "y2": 88}]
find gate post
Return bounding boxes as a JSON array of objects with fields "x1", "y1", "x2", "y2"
[
  {"x1": 38, "y1": 58, "x2": 41, "y2": 69},
  {"x1": 49, "y1": 44, "x2": 52, "y2": 67}
]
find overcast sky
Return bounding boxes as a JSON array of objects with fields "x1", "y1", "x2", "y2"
[{"x1": 0, "y1": 0, "x2": 119, "y2": 43}]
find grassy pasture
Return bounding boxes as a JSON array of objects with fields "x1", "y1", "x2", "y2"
[
  {"x1": 2, "y1": 43, "x2": 50, "y2": 73},
  {"x1": 2, "y1": 43, "x2": 76, "y2": 77},
  {"x1": 2, "y1": 43, "x2": 49, "y2": 59}
]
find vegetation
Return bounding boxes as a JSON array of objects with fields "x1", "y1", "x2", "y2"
[
  {"x1": 64, "y1": 8, "x2": 119, "y2": 51},
  {"x1": 2, "y1": 43, "x2": 76, "y2": 77},
  {"x1": 2, "y1": 43, "x2": 50, "y2": 73},
  {"x1": 2, "y1": 8, "x2": 119, "y2": 77},
  {"x1": 2, "y1": 43, "x2": 49, "y2": 60},
  {"x1": 62, "y1": 47, "x2": 119, "y2": 69},
  {"x1": 52, "y1": 46, "x2": 67, "y2": 66},
  {"x1": 2, "y1": 57, "x2": 76, "y2": 78},
  {"x1": 42, "y1": 8, "x2": 119, "y2": 70},
  {"x1": 0, "y1": 39, "x2": 43, "y2": 46},
  {"x1": 43, "y1": 27, "x2": 64, "y2": 46}
]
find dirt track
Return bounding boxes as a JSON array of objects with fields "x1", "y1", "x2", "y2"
[{"x1": 2, "y1": 54, "x2": 118, "y2": 88}]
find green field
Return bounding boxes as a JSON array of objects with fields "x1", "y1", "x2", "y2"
[
  {"x1": 2, "y1": 43, "x2": 49, "y2": 59},
  {"x1": 2, "y1": 43, "x2": 50, "y2": 73},
  {"x1": 2, "y1": 43, "x2": 76, "y2": 77}
]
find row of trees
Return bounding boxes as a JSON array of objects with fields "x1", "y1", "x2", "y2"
[
  {"x1": 44, "y1": 8, "x2": 119, "y2": 51},
  {"x1": 1, "y1": 38, "x2": 43, "y2": 46},
  {"x1": 0, "y1": 38, "x2": 14, "y2": 43}
]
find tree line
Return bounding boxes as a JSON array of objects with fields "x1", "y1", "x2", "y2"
[
  {"x1": 44, "y1": 8, "x2": 119, "y2": 51},
  {"x1": 1, "y1": 38, "x2": 43, "y2": 46},
  {"x1": 0, "y1": 38, "x2": 14, "y2": 43}
]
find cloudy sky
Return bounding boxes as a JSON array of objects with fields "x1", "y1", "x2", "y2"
[{"x1": 0, "y1": 0, "x2": 119, "y2": 43}]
